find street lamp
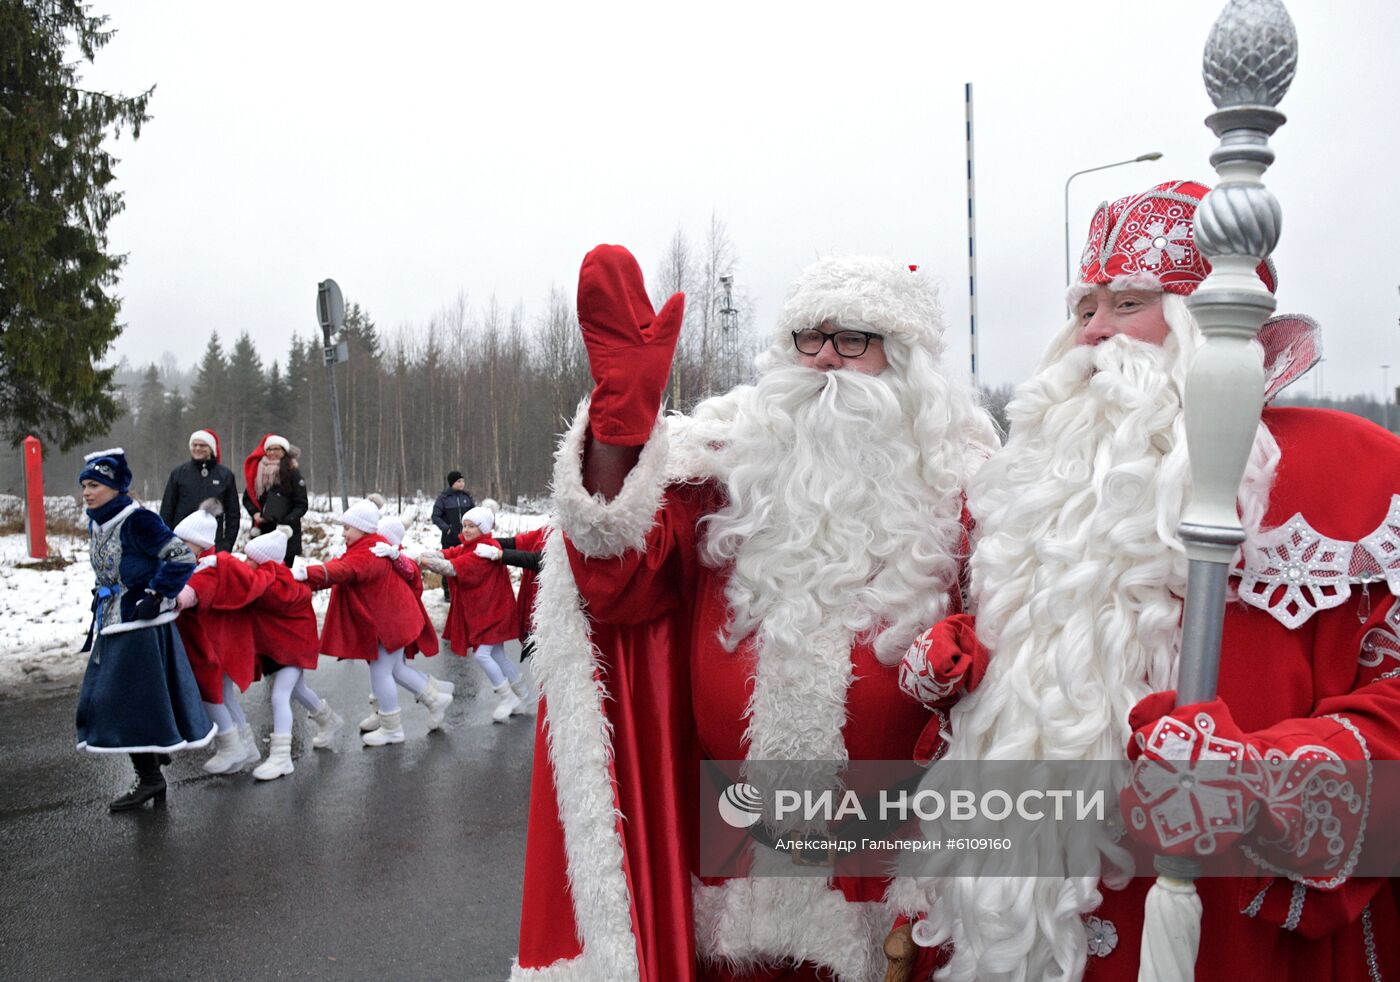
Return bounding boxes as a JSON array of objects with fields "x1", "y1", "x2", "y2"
[{"x1": 1063, "y1": 152, "x2": 1164, "y2": 290}]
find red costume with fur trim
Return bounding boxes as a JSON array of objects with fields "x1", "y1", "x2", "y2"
[
  {"x1": 1074, "y1": 406, "x2": 1400, "y2": 981},
  {"x1": 441, "y1": 534, "x2": 518, "y2": 653},
  {"x1": 511, "y1": 526, "x2": 547, "y2": 643},
  {"x1": 514, "y1": 415, "x2": 955, "y2": 982},
  {"x1": 304, "y1": 534, "x2": 424, "y2": 661},
  {"x1": 388, "y1": 554, "x2": 439, "y2": 658},
  {"x1": 247, "y1": 561, "x2": 320, "y2": 673},
  {"x1": 175, "y1": 551, "x2": 269, "y2": 697}
]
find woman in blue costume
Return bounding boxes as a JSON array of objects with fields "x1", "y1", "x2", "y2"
[{"x1": 74, "y1": 449, "x2": 216, "y2": 811}]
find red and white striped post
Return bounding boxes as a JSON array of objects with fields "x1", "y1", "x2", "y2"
[{"x1": 22, "y1": 435, "x2": 47, "y2": 560}]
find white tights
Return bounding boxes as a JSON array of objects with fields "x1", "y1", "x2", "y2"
[
  {"x1": 471, "y1": 643, "x2": 519, "y2": 688},
  {"x1": 270, "y1": 666, "x2": 324, "y2": 736},
  {"x1": 366, "y1": 646, "x2": 428, "y2": 714},
  {"x1": 202, "y1": 675, "x2": 246, "y2": 733}
]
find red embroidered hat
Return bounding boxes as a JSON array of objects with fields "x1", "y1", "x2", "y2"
[{"x1": 1077, "y1": 179, "x2": 1276, "y2": 295}]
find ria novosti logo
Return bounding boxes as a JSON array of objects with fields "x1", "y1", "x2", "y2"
[{"x1": 717, "y1": 782, "x2": 764, "y2": 828}]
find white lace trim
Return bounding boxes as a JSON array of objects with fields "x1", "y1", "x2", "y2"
[{"x1": 1236, "y1": 495, "x2": 1400, "y2": 629}]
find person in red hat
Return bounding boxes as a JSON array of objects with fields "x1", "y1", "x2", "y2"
[
  {"x1": 160, "y1": 428, "x2": 240, "y2": 553},
  {"x1": 295, "y1": 499, "x2": 452, "y2": 745},
  {"x1": 906, "y1": 181, "x2": 1400, "y2": 982},
  {"x1": 511, "y1": 246, "x2": 998, "y2": 981},
  {"x1": 242, "y1": 434, "x2": 309, "y2": 566}
]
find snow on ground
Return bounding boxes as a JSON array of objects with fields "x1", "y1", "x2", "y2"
[{"x1": 0, "y1": 493, "x2": 547, "y2": 695}]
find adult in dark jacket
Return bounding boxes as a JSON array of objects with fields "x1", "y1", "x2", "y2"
[
  {"x1": 431, "y1": 471, "x2": 475, "y2": 548},
  {"x1": 241, "y1": 434, "x2": 309, "y2": 565},
  {"x1": 159, "y1": 428, "x2": 240, "y2": 553}
]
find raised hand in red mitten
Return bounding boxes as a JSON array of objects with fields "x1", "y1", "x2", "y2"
[
  {"x1": 577, "y1": 244, "x2": 685, "y2": 446},
  {"x1": 1120, "y1": 691, "x2": 1364, "y2": 865},
  {"x1": 899, "y1": 614, "x2": 990, "y2": 708}
]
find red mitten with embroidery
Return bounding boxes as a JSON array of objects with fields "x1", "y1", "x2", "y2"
[
  {"x1": 899, "y1": 614, "x2": 989, "y2": 708},
  {"x1": 1121, "y1": 692, "x2": 1365, "y2": 869},
  {"x1": 577, "y1": 244, "x2": 685, "y2": 445}
]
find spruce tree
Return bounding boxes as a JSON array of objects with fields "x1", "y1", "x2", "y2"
[
  {"x1": 0, "y1": 1, "x2": 153, "y2": 448},
  {"x1": 190, "y1": 333, "x2": 227, "y2": 429}
]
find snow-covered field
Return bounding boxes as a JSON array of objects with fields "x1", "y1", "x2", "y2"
[{"x1": 0, "y1": 493, "x2": 545, "y2": 695}]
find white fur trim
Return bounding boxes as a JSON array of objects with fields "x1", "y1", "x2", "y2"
[
  {"x1": 528, "y1": 526, "x2": 640, "y2": 980},
  {"x1": 507, "y1": 955, "x2": 613, "y2": 981},
  {"x1": 96, "y1": 502, "x2": 140, "y2": 533},
  {"x1": 77, "y1": 722, "x2": 217, "y2": 754},
  {"x1": 100, "y1": 609, "x2": 179, "y2": 635},
  {"x1": 550, "y1": 397, "x2": 669, "y2": 559},
  {"x1": 1065, "y1": 271, "x2": 1165, "y2": 308},
  {"x1": 774, "y1": 256, "x2": 940, "y2": 350},
  {"x1": 263, "y1": 435, "x2": 290, "y2": 453},
  {"x1": 83, "y1": 447, "x2": 125, "y2": 462},
  {"x1": 188, "y1": 429, "x2": 217, "y2": 453},
  {"x1": 694, "y1": 877, "x2": 892, "y2": 982}
]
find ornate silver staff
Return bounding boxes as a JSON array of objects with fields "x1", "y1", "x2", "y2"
[{"x1": 1138, "y1": 2, "x2": 1297, "y2": 979}]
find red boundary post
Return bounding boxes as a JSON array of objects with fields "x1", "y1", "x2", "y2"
[{"x1": 22, "y1": 435, "x2": 47, "y2": 560}]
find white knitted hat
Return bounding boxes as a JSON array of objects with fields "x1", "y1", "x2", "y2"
[
  {"x1": 464, "y1": 506, "x2": 494, "y2": 534},
  {"x1": 341, "y1": 500, "x2": 381, "y2": 533},
  {"x1": 245, "y1": 529, "x2": 288, "y2": 565},
  {"x1": 173, "y1": 508, "x2": 218, "y2": 550},
  {"x1": 377, "y1": 516, "x2": 406, "y2": 547}
]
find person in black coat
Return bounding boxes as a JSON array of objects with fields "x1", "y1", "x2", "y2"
[
  {"x1": 241, "y1": 433, "x2": 309, "y2": 565},
  {"x1": 431, "y1": 472, "x2": 475, "y2": 599},
  {"x1": 159, "y1": 428, "x2": 240, "y2": 553}
]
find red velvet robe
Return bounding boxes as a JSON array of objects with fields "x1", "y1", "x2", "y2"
[
  {"x1": 175, "y1": 550, "x2": 268, "y2": 697},
  {"x1": 247, "y1": 560, "x2": 320, "y2": 673},
  {"x1": 442, "y1": 534, "x2": 519, "y2": 652},
  {"x1": 1078, "y1": 408, "x2": 1400, "y2": 981},
  {"x1": 305, "y1": 534, "x2": 424, "y2": 661}
]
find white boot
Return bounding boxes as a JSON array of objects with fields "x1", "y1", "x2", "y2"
[
  {"x1": 415, "y1": 677, "x2": 454, "y2": 731},
  {"x1": 491, "y1": 681, "x2": 522, "y2": 723},
  {"x1": 361, "y1": 708, "x2": 404, "y2": 746},
  {"x1": 509, "y1": 679, "x2": 533, "y2": 716},
  {"x1": 435, "y1": 676, "x2": 455, "y2": 695},
  {"x1": 358, "y1": 694, "x2": 380, "y2": 733},
  {"x1": 237, "y1": 722, "x2": 262, "y2": 770},
  {"x1": 253, "y1": 733, "x2": 294, "y2": 781},
  {"x1": 202, "y1": 729, "x2": 244, "y2": 774},
  {"x1": 308, "y1": 701, "x2": 343, "y2": 748}
]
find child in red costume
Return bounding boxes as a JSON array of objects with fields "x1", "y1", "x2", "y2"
[
  {"x1": 296, "y1": 500, "x2": 452, "y2": 745},
  {"x1": 420, "y1": 505, "x2": 523, "y2": 722},
  {"x1": 242, "y1": 529, "x2": 342, "y2": 779},
  {"x1": 172, "y1": 501, "x2": 267, "y2": 775},
  {"x1": 355, "y1": 512, "x2": 454, "y2": 736}
]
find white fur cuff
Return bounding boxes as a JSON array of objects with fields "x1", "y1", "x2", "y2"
[{"x1": 550, "y1": 397, "x2": 669, "y2": 559}]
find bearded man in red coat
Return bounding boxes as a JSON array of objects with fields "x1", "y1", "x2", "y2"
[
  {"x1": 907, "y1": 180, "x2": 1400, "y2": 982},
  {"x1": 513, "y1": 246, "x2": 999, "y2": 981}
]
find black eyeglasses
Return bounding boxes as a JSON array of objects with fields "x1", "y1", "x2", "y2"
[{"x1": 791, "y1": 328, "x2": 883, "y2": 358}]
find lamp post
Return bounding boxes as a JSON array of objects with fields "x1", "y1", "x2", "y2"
[
  {"x1": 1063, "y1": 152, "x2": 1164, "y2": 290},
  {"x1": 1384, "y1": 364, "x2": 1392, "y2": 432}
]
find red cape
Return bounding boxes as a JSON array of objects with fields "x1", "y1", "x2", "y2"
[
  {"x1": 442, "y1": 533, "x2": 519, "y2": 652},
  {"x1": 307, "y1": 534, "x2": 425, "y2": 661}
]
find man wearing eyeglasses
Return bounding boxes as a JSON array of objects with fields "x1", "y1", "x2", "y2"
[{"x1": 512, "y1": 245, "x2": 998, "y2": 981}]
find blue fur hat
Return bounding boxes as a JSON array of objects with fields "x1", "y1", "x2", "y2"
[{"x1": 78, "y1": 448, "x2": 132, "y2": 493}]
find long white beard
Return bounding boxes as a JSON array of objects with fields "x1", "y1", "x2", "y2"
[{"x1": 929, "y1": 334, "x2": 1195, "y2": 982}]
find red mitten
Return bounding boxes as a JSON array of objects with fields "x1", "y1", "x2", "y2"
[
  {"x1": 1121, "y1": 693, "x2": 1365, "y2": 868},
  {"x1": 577, "y1": 244, "x2": 685, "y2": 445},
  {"x1": 899, "y1": 614, "x2": 989, "y2": 708}
]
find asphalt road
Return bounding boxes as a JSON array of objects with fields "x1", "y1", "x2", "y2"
[{"x1": 0, "y1": 646, "x2": 536, "y2": 982}]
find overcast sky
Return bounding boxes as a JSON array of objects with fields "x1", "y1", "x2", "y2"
[{"x1": 84, "y1": 0, "x2": 1399, "y2": 399}]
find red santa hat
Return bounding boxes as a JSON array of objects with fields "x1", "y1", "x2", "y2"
[
  {"x1": 263, "y1": 434, "x2": 291, "y2": 453},
  {"x1": 188, "y1": 428, "x2": 222, "y2": 462},
  {"x1": 341, "y1": 499, "x2": 381, "y2": 533},
  {"x1": 774, "y1": 255, "x2": 942, "y2": 351},
  {"x1": 1071, "y1": 179, "x2": 1277, "y2": 303},
  {"x1": 245, "y1": 529, "x2": 288, "y2": 566},
  {"x1": 174, "y1": 499, "x2": 221, "y2": 550}
]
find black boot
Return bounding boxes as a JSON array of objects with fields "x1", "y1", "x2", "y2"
[{"x1": 110, "y1": 753, "x2": 166, "y2": 812}]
